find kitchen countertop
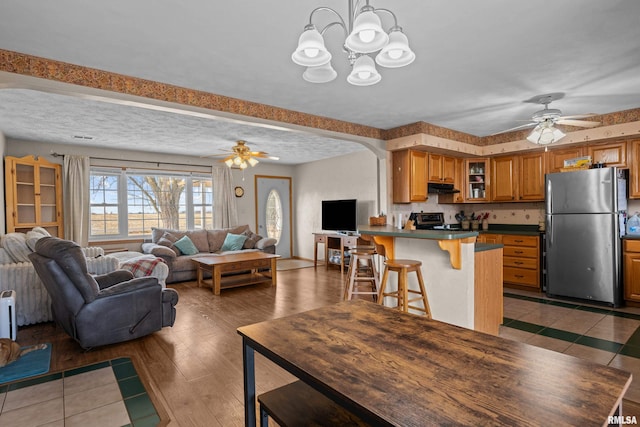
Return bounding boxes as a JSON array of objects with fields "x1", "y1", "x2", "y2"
[
  {"x1": 358, "y1": 225, "x2": 478, "y2": 240},
  {"x1": 475, "y1": 243, "x2": 504, "y2": 252},
  {"x1": 623, "y1": 235, "x2": 640, "y2": 240}
]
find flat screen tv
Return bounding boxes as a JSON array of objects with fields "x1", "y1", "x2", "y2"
[{"x1": 322, "y1": 199, "x2": 357, "y2": 233}]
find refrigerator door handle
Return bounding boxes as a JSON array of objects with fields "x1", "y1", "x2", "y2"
[
  {"x1": 548, "y1": 215, "x2": 552, "y2": 246},
  {"x1": 546, "y1": 179, "x2": 553, "y2": 214}
]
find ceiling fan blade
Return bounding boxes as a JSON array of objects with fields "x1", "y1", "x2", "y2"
[
  {"x1": 559, "y1": 113, "x2": 598, "y2": 120},
  {"x1": 556, "y1": 119, "x2": 601, "y2": 128},
  {"x1": 490, "y1": 122, "x2": 537, "y2": 135}
]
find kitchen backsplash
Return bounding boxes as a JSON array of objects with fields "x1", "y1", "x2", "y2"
[{"x1": 392, "y1": 198, "x2": 545, "y2": 225}]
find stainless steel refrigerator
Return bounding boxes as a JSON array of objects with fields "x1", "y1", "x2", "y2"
[{"x1": 545, "y1": 167, "x2": 625, "y2": 307}]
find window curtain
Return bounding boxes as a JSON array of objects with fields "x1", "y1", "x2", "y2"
[
  {"x1": 212, "y1": 167, "x2": 238, "y2": 228},
  {"x1": 63, "y1": 155, "x2": 90, "y2": 246}
]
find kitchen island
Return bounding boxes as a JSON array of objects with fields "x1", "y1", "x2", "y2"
[{"x1": 358, "y1": 225, "x2": 503, "y2": 335}]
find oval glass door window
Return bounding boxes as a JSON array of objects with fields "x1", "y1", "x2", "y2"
[{"x1": 265, "y1": 189, "x2": 283, "y2": 244}]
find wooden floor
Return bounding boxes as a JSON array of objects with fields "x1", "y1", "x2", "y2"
[
  {"x1": 16, "y1": 266, "x2": 347, "y2": 427},
  {"x1": 16, "y1": 267, "x2": 640, "y2": 425}
]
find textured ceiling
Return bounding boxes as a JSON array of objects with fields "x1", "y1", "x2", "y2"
[{"x1": 0, "y1": 0, "x2": 639, "y2": 164}]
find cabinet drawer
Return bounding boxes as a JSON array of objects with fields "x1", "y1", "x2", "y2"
[
  {"x1": 344, "y1": 237, "x2": 359, "y2": 247},
  {"x1": 504, "y1": 267, "x2": 539, "y2": 287},
  {"x1": 624, "y1": 239, "x2": 640, "y2": 253},
  {"x1": 315, "y1": 234, "x2": 327, "y2": 243},
  {"x1": 502, "y1": 235, "x2": 538, "y2": 247},
  {"x1": 503, "y1": 256, "x2": 538, "y2": 269},
  {"x1": 503, "y1": 246, "x2": 538, "y2": 258}
]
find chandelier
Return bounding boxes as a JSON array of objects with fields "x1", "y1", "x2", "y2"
[
  {"x1": 291, "y1": 0, "x2": 415, "y2": 86},
  {"x1": 526, "y1": 120, "x2": 566, "y2": 145}
]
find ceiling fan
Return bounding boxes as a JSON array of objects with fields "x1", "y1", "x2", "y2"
[
  {"x1": 495, "y1": 93, "x2": 601, "y2": 144},
  {"x1": 206, "y1": 140, "x2": 279, "y2": 169}
]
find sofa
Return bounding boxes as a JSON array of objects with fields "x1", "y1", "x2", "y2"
[{"x1": 141, "y1": 225, "x2": 277, "y2": 284}]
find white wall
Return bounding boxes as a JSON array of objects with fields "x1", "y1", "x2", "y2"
[{"x1": 294, "y1": 149, "x2": 380, "y2": 260}]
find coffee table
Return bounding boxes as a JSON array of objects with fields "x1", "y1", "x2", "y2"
[{"x1": 192, "y1": 252, "x2": 280, "y2": 295}]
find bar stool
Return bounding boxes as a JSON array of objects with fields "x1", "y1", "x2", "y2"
[
  {"x1": 344, "y1": 247, "x2": 379, "y2": 302},
  {"x1": 378, "y1": 259, "x2": 431, "y2": 318}
]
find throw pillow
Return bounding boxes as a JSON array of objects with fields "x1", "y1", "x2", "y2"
[
  {"x1": 2, "y1": 233, "x2": 31, "y2": 262},
  {"x1": 221, "y1": 233, "x2": 248, "y2": 251},
  {"x1": 173, "y1": 235, "x2": 199, "y2": 256},
  {"x1": 242, "y1": 230, "x2": 262, "y2": 249},
  {"x1": 158, "y1": 236, "x2": 181, "y2": 256},
  {"x1": 31, "y1": 227, "x2": 51, "y2": 237}
]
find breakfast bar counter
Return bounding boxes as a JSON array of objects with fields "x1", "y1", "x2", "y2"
[{"x1": 358, "y1": 224, "x2": 502, "y2": 334}]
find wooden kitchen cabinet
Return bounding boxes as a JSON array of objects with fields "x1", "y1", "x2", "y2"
[
  {"x1": 629, "y1": 140, "x2": 640, "y2": 198},
  {"x1": 491, "y1": 156, "x2": 517, "y2": 202},
  {"x1": 428, "y1": 153, "x2": 455, "y2": 184},
  {"x1": 436, "y1": 157, "x2": 465, "y2": 204},
  {"x1": 546, "y1": 147, "x2": 585, "y2": 173},
  {"x1": 393, "y1": 149, "x2": 427, "y2": 203},
  {"x1": 4, "y1": 155, "x2": 64, "y2": 236},
  {"x1": 624, "y1": 240, "x2": 640, "y2": 302},
  {"x1": 519, "y1": 152, "x2": 546, "y2": 201},
  {"x1": 503, "y1": 234, "x2": 540, "y2": 290},
  {"x1": 465, "y1": 159, "x2": 490, "y2": 202},
  {"x1": 477, "y1": 233, "x2": 502, "y2": 244},
  {"x1": 587, "y1": 141, "x2": 627, "y2": 168}
]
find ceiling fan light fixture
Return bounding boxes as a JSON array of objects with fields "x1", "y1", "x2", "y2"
[
  {"x1": 224, "y1": 158, "x2": 234, "y2": 167},
  {"x1": 345, "y1": 6, "x2": 388, "y2": 53},
  {"x1": 527, "y1": 121, "x2": 566, "y2": 145},
  {"x1": 347, "y1": 55, "x2": 381, "y2": 86},
  {"x1": 247, "y1": 157, "x2": 259, "y2": 167},
  {"x1": 291, "y1": 25, "x2": 332, "y2": 67},
  {"x1": 375, "y1": 28, "x2": 415, "y2": 68},
  {"x1": 303, "y1": 62, "x2": 338, "y2": 83}
]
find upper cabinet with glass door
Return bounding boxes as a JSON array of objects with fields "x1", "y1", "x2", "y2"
[
  {"x1": 4, "y1": 155, "x2": 64, "y2": 236},
  {"x1": 465, "y1": 159, "x2": 490, "y2": 202}
]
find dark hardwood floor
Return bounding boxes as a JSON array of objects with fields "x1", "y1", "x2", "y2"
[
  {"x1": 16, "y1": 266, "x2": 640, "y2": 425},
  {"x1": 16, "y1": 266, "x2": 347, "y2": 426}
]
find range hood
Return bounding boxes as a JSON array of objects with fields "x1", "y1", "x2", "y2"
[{"x1": 427, "y1": 183, "x2": 461, "y2": 194}]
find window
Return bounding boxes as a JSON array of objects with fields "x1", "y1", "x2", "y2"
[
  {"x1": 90, "y1": 168, "x2": 213, "y2": 239},
  {"x1": 265, "y1": 189, "x2": 282, "y2": 244}
]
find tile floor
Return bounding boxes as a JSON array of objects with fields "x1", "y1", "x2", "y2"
[
  {"x1": 0, "y1": 357, "x2": 160, "y2": 427},
  {"x1": 500, "y1": 290, "x2": 640, "y2": 404}
]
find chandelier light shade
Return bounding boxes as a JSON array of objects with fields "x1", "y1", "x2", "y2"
[
  {"x1": 347, "y1": 55, "x2": 381, "y2": 86},
  {"x1": 303, "y1": 62, "x2": 338, "y2": 83},
  {"x1": 291, "y1": 25, "x2": 332, "y2": 67},
  {"x1": 344, "y1": 6, "x2": 388, "y2": 53},
  {"x1": 292, "y1": 0, "x2": 414, "y2": 86},
  {"x1": 527, "y1": 120, "x2": 566, "y2": 145},
  {"x1": 375, "y1": 29, "x2": 415, "y2": 68}
]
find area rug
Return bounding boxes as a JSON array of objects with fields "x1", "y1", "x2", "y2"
[
  {"x1": 277, "y1": 259, "x2": 316, "y2": 271},
  {"x1": 0, "y1": 342, "x2": 51, "y2": 384}
]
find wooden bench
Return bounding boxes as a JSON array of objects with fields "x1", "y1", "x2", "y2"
[{"x1": 257, "y1": 380, "x2": 370, "y2": 427}]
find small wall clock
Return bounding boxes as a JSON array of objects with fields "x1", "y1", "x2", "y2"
[{"x1": 234, "y1": 186, "x2": 245, "y2": 197}]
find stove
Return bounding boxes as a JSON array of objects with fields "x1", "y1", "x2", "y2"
[{"x1": 409, "y1": 212, "x2": 462, "y2": 230}]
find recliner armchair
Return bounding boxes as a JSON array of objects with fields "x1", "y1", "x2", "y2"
[{"x1": 29, "y1": 236, "x2": 178, "y2": 349}]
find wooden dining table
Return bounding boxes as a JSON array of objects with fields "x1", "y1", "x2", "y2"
[{"x1": 237, "y1": 300, "x2": 632, "y2": 426}]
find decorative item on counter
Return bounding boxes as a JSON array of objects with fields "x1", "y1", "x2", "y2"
[
  {"x1": 405, "y1": 219, "x2": 416, "y2": 230},
  {"x1": 539, "y1": 220, "x2": 546, "y2": 231},
  {"x1": 369, "y1": 213, "x2": 387, "y2": 226},
  {"x1": 481, "y1": 213, "x2": 490, "y2": 231}
]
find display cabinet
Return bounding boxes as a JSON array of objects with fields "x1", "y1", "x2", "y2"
[
  {"x1": 4, "y1": 155, "x2": 63, "y2": 236},
  {"x1": 465, "y1": 159, "x2": 490, "y2": 202}
]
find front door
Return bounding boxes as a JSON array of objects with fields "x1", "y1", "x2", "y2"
[{"x1": 255, "y1": 175, "x2": 292, "y2": 258}]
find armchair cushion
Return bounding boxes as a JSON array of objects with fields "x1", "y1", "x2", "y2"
[{"x1": 94, "y1": 270, "x2": 135, "y2": 289}]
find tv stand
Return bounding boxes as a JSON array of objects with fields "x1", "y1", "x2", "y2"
[{"x1": 313, "y1": 233, "x2": 360, "y2": 274}]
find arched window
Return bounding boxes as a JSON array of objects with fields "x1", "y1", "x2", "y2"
[{"x1": 265, "y1": 189, "x2": 283, "y2": 244}]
